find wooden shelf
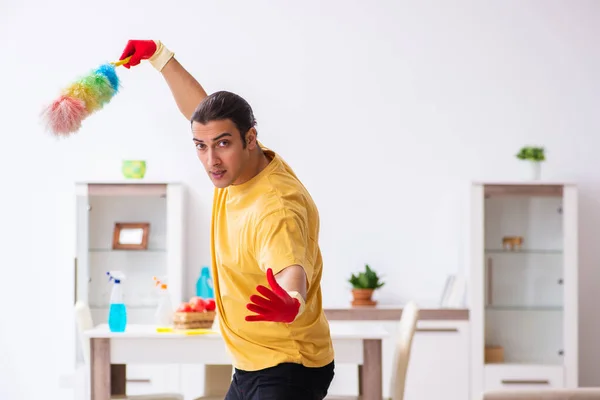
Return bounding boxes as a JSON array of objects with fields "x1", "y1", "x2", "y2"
[
  {"x1": 89, "y1": 248, "x2": 166, "y2": 253},
  {"x1": 483, "y1": 183, "x2": 563, "y2": 198},
  {"x1": 485, "y1": 305, "x2": 563, "y2": 311},
  {"x1": 485, "y1": 249, "x2": 563, "y2": 255},
  {"x1": 87, "y1": 183, "x2": 168, "y2": 197}
]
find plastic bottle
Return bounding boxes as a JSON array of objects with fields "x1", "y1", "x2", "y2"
[
  {"x1": 196, "y1": 266, "x2": 214, "y2": 299},
  {"x1": 153, "y1": 277, "x2": 173, "y2": 327},
  {"x1": 106, "y1": 271, "x2": 127, "y2": 332}
]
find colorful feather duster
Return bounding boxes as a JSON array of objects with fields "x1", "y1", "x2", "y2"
[{"x1": 42, "y1": 56, "x2": 131, "y2": 136}]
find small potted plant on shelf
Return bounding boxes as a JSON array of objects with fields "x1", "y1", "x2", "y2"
[
  {"x1": 516, "y1": 146, "x2": 545, "y2": 180},
  {"x1": 348, "y1": 264, "x2": 385, "y2": 306}
]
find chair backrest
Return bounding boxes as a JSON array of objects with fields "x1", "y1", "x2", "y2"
[
  {"x1": 388, "y1": 301, "x2": 420, "y2": 400},
  {"x1": 74, "y1": 301, "x2": 94, "y2": 364}
]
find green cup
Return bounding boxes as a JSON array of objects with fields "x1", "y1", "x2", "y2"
[{"x1": 122, "y1": 160, "x2": 146, "y2": 179}]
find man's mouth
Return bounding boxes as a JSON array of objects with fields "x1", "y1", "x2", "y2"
[{"x1": 211, "y1": 170, "x2": 226, "y2": 179}]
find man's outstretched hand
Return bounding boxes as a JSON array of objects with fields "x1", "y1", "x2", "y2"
[
  {"x1": 118, "y1": 40, "x2": 174, "y2": 72},
  {"x1": 245, "y1": 268, "x2": 301, "y2": 323},
  {"x1": 119, "y1": 40, "x2": 158, "y2": 69},
  {"x1": 119, "y1": 40, "x2": 156, "y2": 68}
]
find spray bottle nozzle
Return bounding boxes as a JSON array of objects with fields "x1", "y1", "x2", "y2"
[
  {"x1": 153, "y1": 276, "x2": 168, "y2": 290},
  {"x1": 107, "y1": 271, "x2": 126, "y2": 284}
]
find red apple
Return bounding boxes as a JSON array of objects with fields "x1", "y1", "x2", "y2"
[
  {"x1": 205, "y1": 299, "x2": 216, "y2": 311},
  {"x1": 189, "y1": 297, "x2": 206, "y2": 312},
  {"x1": 177, "y1": 302, "x2": 192, "y2": 312}
]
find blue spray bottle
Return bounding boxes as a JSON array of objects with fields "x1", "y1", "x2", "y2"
[
  {"x1": 106, "y1": 271, "x2": 127, "y2": 332},
  {"x1": 196, "y1": 266, "x2": 214, "y2": 299}
]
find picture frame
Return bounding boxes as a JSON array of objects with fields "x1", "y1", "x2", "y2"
[{"x1": 112, "y1": 222, "x2": 150, "y2": 250}]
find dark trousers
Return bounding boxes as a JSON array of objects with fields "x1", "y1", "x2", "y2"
[{"x1": 225, "y1": 361, "x2": 335, "y2": 400}]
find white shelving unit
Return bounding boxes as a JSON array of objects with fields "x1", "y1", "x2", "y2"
[
  {"x1": 469, "y1": 182, "x2": 578, "y2": 397},
  {"x1": 72, "y1": 182, "x2": 186, "y2": 396},
  {"x1": 74, "y1": 181, "x2": 185, "y2": 326}
]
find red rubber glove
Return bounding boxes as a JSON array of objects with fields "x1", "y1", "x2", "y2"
[
  {"x1": 245, "y1": 268, "x2": 302, "y2": 323},
  {"x1": 119, "y1": 40, "x2": 157, "y2": 69}
]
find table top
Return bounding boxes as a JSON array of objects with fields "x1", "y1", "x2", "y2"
[{"x1": 84, "y1": 321, "x2": 390, "y2": 340}]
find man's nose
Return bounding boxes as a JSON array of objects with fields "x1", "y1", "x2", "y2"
[{"x1": 207, "y1": 149, "x2": 220, "y2": 166}]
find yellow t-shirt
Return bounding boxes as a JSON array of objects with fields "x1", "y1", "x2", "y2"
[{"x1": 210, "y1": 145, "x2": 334, "y2": 371}]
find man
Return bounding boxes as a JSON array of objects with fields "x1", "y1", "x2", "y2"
[{"x1": 118, "y1": 40, "x2": 335, "y2": 400}]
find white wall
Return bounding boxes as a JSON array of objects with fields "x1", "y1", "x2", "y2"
[{"x1": 1, "y1": 0, "x2": 599, "y2": 398}]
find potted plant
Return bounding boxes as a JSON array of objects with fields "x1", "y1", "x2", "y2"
[
  {"x1": 516, "y1": 146, "x2": 545, "y2": 180},
  {"x1": 348, "y1": 264, "x2": 385, "y2": 306}
]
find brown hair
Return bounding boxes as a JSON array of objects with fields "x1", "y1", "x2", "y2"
[{"x1": 190, "y1": 91, "x2": 257, "y2": 148}]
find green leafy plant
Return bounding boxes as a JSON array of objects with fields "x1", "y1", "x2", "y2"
[
  {"x1": 348, "y1": 264, "x2": 385, "y2": 290},
  {"x1": 516, "y1": 146, "x2": 545, "y2": 162}
]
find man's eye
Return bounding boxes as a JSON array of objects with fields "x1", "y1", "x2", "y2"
[
  {"x1": 218, "y1": 140, "x2": 229, "y2": 147},
  {"x1": 195, "y1": 143, "x2": 205, "y2": 150}
]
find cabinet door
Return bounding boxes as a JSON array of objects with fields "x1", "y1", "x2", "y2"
[
  {"x1": 484, "y1": 364, "x2": 564, "y2": 391},
  {"x1": 403, "y1": 320, "x2": 470, "y2": 400},
  {"x1": 126, "y1": 365, "x2": 180, "y2": 396},
  {"x1": 482, "y1": 190, "x2": 565, "y2": 366}
]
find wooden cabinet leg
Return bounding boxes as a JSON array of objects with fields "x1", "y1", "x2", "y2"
[
  {"x1": 361, "y1": 339, "x2": 383, "y2": 400},
  {"x1": 91, "y1": 338, "x2": 111, "y2": 400}
]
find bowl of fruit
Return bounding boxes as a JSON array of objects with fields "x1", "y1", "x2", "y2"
[{"x1": 173, "y1": 296, "x2": 216, "y2": 330}]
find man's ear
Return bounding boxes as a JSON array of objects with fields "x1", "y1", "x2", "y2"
[{"x1": 245, "y1": 128, "x2": 258, "y2": 149}]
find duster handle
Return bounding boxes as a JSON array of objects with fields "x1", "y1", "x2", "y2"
[{"x1": 111, "y1": 56, "x2": 132, "y2": 67}]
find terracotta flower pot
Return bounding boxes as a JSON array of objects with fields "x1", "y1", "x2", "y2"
[{"x1": 351, "y1": 288, "x2": 377, "y2": 306}]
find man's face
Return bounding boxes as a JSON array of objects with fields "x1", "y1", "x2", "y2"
[{"x1": 192, "y1": 119, "x2": 256, "y2": 188}]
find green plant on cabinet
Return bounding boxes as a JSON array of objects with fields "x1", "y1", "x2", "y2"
[{"x1": 516, "y1": 146, "x2": 545, "y2": 162}]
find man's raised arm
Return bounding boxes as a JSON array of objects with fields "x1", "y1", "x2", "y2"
[{"x1": 119, "y1": 40, "x2": 207, "y2": 120}]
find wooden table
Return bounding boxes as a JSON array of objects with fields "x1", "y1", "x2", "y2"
[{"x1": 84, "y1": 322, "x2": 388, "y2": 400}]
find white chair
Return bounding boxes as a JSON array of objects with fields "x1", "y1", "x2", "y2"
[
  {"x1": 387, "y1": 301, "x2": 419, "y2": 400},
  {"x1": 327, "y1": 301, "x2": 420, "y2": 400},
  {"x1": 74, "y1": 301, "x2": 184, "y2": 400}
]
